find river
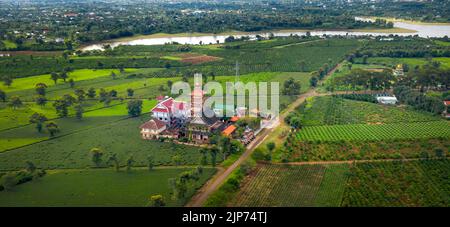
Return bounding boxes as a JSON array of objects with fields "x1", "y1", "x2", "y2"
[{"x1": 82, "y1": 18, "x2": 450, "y2": 51}]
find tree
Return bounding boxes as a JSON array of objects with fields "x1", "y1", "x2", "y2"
[
  {"x1": 0, "y1": 173, "x2": 17, "y2": 191},
  {"x1": 127, "y1": 88, "x2": 134, "y2": 97},
  {"x1": 45, "y1": 121, "x2": 59, "y2": 137},
  {"x1": 148, "y1": 194, "x2": 165, "y2": 207},
  {"x1": 362, "y1": 55, "x2": 368, "y2": 64},
  {"x1": 35, "y1": 83, "x2": 47, "y2": 96},
  {"x1": 167, "y1": 80, "x2": 173, "y2": 90},
  {"x1": 75, "y1": 89, "x2": 85, "y2": 102},
  {"x1": 109, "y1": 90, "x2": 118, "y2": 97},
  {"x1": 99, "y1": 88, "x2": 108, "y2": 102},
  {"x1": 87, "y1": 88, "x2": 96, "y2": 98},
  {"x1": 34, "y1": 95, "x2": 47, "y2": 107},
  {"x1": 29, "y1": 112, "x2": 47, "y2": 133},
  {"x1": 0, "y1": 89, "x2": 6, "y2": 102},
  {"x1": 434, "y1": 148, "x2": 444, "y2": 158},
  {"x1": 68, "y1": 78, "x2": 75, "y2": 88},
  {"x1": 75, "y1": 104, "x2": 83, "y2": 120},
  {"x1": 127, "y1": 99, "x2": 143, "y2": 117},
  {"x1": 266, "y1": 142, "x2": 275, "y2": 154},
  {"x1": 50, "y1": 72, "x2": 59, "y2": 84},
  {"x1": 209, "y1": 146, "x2": 219, "y2": 167},
  {"x1": 147, "y1": 155, "x2": 154, "y2": 171},
  {"x1": 8, "y1": 96, "x2": 22, "y2": 109},
  {"x1": 199, "y1": 148, "x2": 208, "y2": 166},
  {"x1": 282, "y1": 77, "x2": 301, "y2": 96},
  {"x1": 126, "y1": 156, "x2": 134, "y2": 172},
  {"x1": 299, "y1": 60, "x2": 306, "y2": 72},
  {"x1": 60, "y1": 72, "x2": 68, "y2": 82},
  {"x1": 107, "y1": 153, "x2": 120, "y2": 171},
  {"x1": 90, "y1": 148, "x2": 103, "y2": 167},
  {"x1": 53, "y1": 99, "x2": 69, "y2": 118},
  {"x1": 3, "y1": 75, "x2": 13, "y2": 87},
  {"x1": 172, "y1": 155, "x2": 182, "y2": 166},
  {"x1": 25, "y1": 161, "x2": 36, "y2": 173},
  {"x1": 309, "y1": 76, "x2": 318, "y2": 87}
]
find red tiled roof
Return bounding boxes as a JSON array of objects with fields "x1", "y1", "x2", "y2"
[
  {"x1": 152, "y1": 107, "x2": 169, "y2": 113},
  {"x1": 222, "y1": 125, "x2": 237, "y2": 136},
  {"x1": 160, "y1": 98, "x2": 173, "y2": 112},
  {"x1": 230, "y1": 116, "x2": 240, "y2": 122},
  {"x1": 156, "y1": 96, "x2": 165, "y2": 101},
  {"x1": 174, "y1": 101, "x2": 185, "y2": 110},
  {"x1": 444, "y1": 101, "x2": 450, "y2": 106},
  {"x1": 140, "y1": 119, "x2": 166, "y2": 130}
]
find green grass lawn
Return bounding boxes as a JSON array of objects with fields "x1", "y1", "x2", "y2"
[{"x1": 0, "y1": 167, "x2": 216, "y2": 207}]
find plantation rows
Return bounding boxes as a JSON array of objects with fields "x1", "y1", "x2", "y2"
[
  {"x1": 341, "y1": 159, "x2": 450, "y2": 207},
  {"x1": 231, "y1": 161, "x2": 450, "y2": 207},
  {"x1": 232, "y1": 165, "x2": 326, "y2": 207},
  {"x1": 296, "y1": 121, "x2": 450, "y2": 142},
  {"x1": 299, "y1": 96, "x2": 441, "y2": 126}
]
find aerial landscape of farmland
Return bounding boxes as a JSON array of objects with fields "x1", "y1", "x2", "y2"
[{"x1": 0, "y1": 0, "x2": 448, "y2": 223}]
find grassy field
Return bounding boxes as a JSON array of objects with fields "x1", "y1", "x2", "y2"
[
  {"x1": 296, "y1": 121, "x2": 450, "y2": 142},
  {"x1": 0, "y1": 99, "x2": 156, "y2": 152},
  {"x1": 0, "y1": 113, "x2": 214, "y2": 171},
  {"x1": 0, "y1": 167, "x2": 216, "y2": 207},
  {"x1": 298, "y1": 96, "x2": 441, "y2": 126},
  {"x1": 0, "y1": 68, "x2": 137, "y2": 92}
]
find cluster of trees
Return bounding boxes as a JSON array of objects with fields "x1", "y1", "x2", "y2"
[
  {"x1": 394, "y1": 85, "x2": 445, "y2": 115},
  {"x1": 0, "y1": 0, "x2": 395, "y2": 51},
  {"x1": 332, "y1": 68, "x2": 396, "y2": 91},
  {"x1": 168, "y1": 166, "x2": 204, "y2": 202},
  {"x1": 0, "y1": 161, "x2": 45, "y2": 191},
  {"x1": 90, "y1": 147, "x2": 139, "y2": 172},
  {"x1": 404, "y1": 64, "x2": 450, "y2": 90},
  {"x1": 282, "y1": 77, "x2": 301, "y2": 96}
]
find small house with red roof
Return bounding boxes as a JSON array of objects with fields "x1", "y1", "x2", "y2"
[{"x1": 140, "y1": 119, "x2": 167, "y2": 139}]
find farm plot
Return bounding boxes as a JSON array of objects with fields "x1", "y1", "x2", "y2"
[
  {"x1": 230, "y1": 164, "x2": 348, "y2": 207},
  {"x1": 341, "y1": 159, "x2": 450, "y2": 207},
  {"x1": 0, "y1": 167, "x2": 216, "y2": 207},
  {"x1": 286, "y1": 138, "x2": 449, "y2": 162},
  {"x1": 0, "y1": 99, "x2": 156, "y2": 152},
  {"x1": 0, "y1": 114, "x2": 213, "y2": 171},
  {"x1": 296, "y1": 121, "x2": 450, "y2": 142},
  {"x1": 298, "y1": 96, "x2": 441, "y2": 126}
]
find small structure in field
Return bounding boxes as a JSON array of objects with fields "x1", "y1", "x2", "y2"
[
  {"x1": 376, "y1": 95, "x2": 398, "y2": 105},
  {"x1": 140, "y1": 119, "x2": 167, "y2": 139},
  {"x1": 222, "y1": 125, "x2": 237, "y2": 137}
]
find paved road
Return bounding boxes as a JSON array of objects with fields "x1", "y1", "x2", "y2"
[{"x1": 186, "y1": 62, "x2": 344, "y2": 207}]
